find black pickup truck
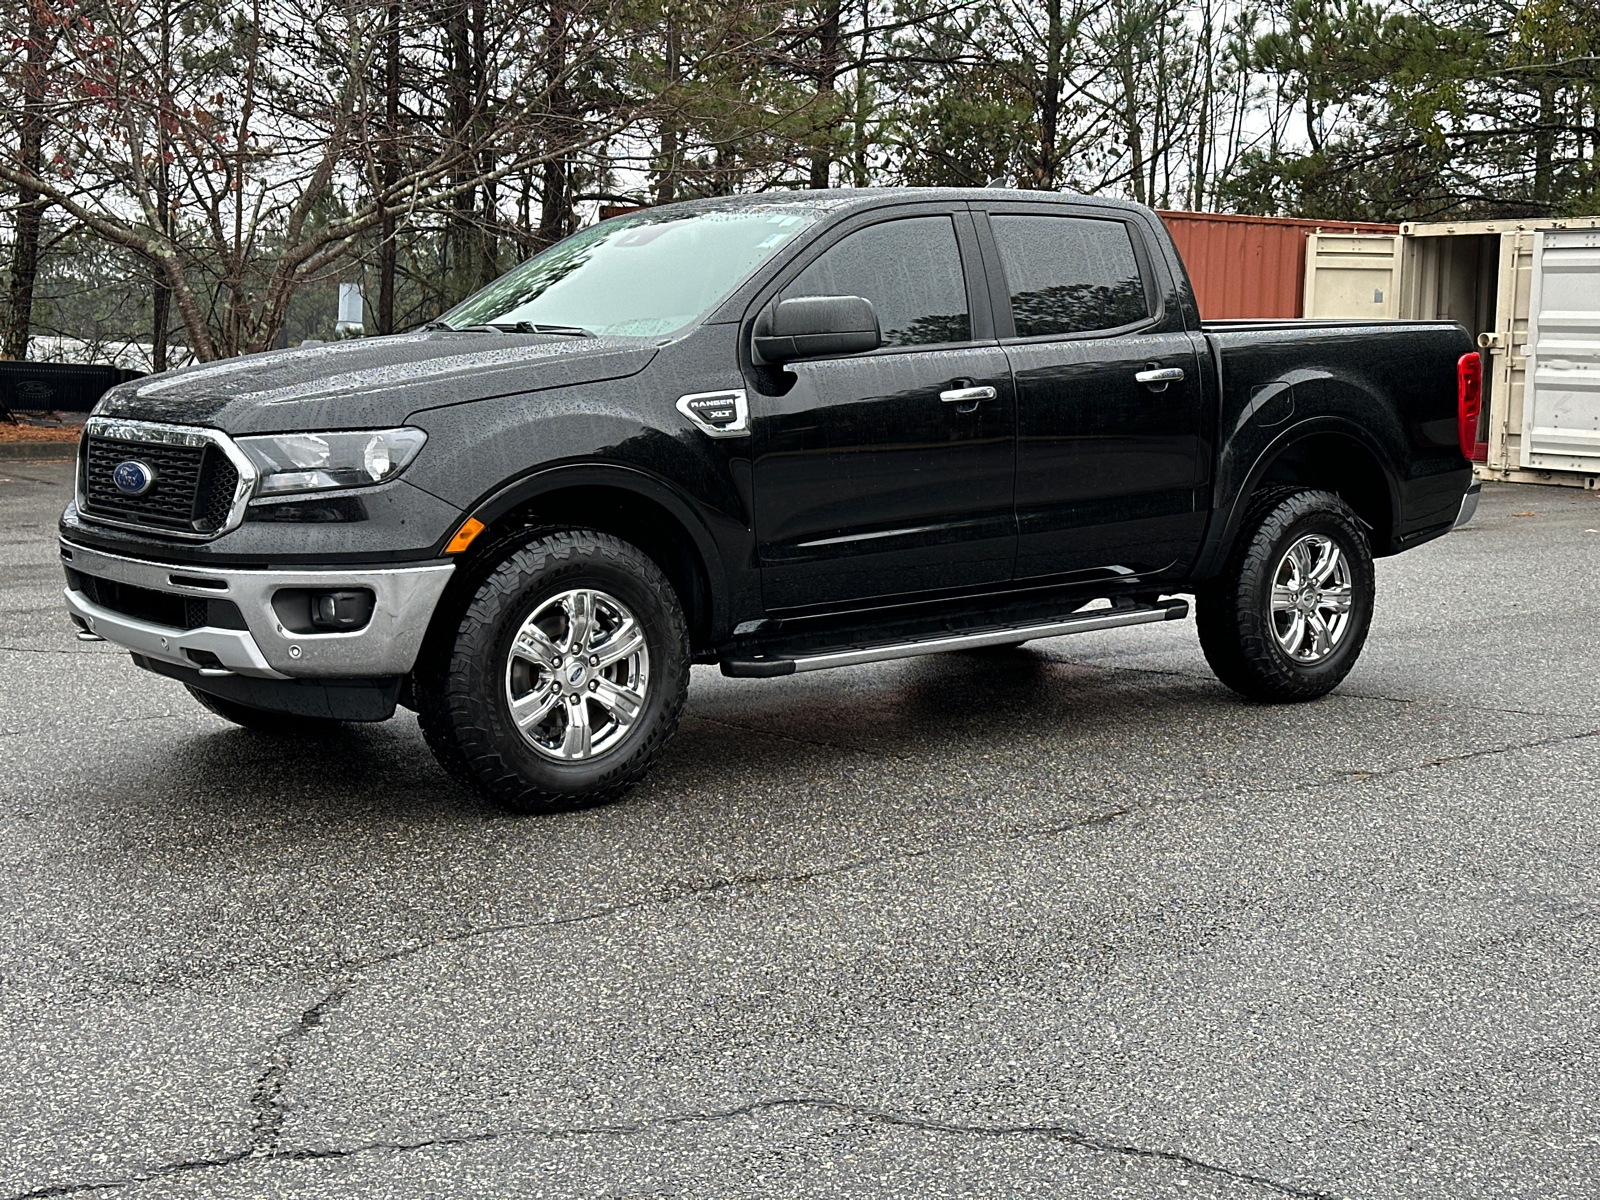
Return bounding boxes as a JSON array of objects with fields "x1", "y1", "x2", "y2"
[{"x1": 61, "y1": 189, "x2": 1481, "y2": 811}]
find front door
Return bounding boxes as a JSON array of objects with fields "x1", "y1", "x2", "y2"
[
  {"x1": 749, "y1": 210, "x2": 1017, "y2": 611},
  {"x1": 973, "y1": 205, "x2": 1208, "y2": 582}
]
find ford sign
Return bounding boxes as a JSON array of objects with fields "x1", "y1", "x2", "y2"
[{"x1": 112, "y1": 460, "x2": 156, "y2": 496}]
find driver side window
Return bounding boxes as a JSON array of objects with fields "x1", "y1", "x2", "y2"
[{"x1": 784, "y1": 216, "x2": 972, "y2": 347}]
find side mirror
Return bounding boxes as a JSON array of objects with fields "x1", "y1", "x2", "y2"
[{"x1": 752, "y1": 295, "x2": 881, "y2": 364}]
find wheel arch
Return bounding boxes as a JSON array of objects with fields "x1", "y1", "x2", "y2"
[
  {"x1": 1196, "y1": 419, "x2": 1403, "y2": 582},
  {"x1": 420, "y1": 464, "x2": 728, "y2": 672}
]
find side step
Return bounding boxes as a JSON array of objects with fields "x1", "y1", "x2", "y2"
[{"x1": 721, "y1": 598, "x2": 1189, "y2": 678}]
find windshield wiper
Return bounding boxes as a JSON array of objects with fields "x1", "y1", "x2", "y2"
[
  {"x1": 424, "y1": 321, "x2": 510, "y2": 334},
  {"x1": 492, "y1": 321, "x2": 595, "y2": 338},
  {"x1": 423, "y1": 320, "x2": 596, "y2": 337}
]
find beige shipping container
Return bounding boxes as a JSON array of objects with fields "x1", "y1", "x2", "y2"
[
  {"x1": 1306, "y1": 216, "x2": 1600, "y2": 489},
  {"x1": 1303, "y1": 231, "x2": 1402, "y2": 318}
]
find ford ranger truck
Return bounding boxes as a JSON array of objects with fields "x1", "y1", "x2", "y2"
[{"x1": 61, "y1": 190, "x2": 1481, "y2": 812}]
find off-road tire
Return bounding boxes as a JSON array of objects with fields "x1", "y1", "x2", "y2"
[
  {"x1": 415, "y1": 530, "x2": 690, "y2": 813},
  {"x1": 185, "y1": 686, "x2": 345, "y2": 735},
  {"x1": 1196, "y1": 487, "x2": 1375, "y2": 702}
]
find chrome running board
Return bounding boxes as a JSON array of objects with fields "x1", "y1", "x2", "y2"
[{"x1": 721, "y1": 598, "x2": 1188, "y2": 678}]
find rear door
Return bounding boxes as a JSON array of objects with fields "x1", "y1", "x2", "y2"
[
  {"x1": 1520, "y1": 228, "x2": 1600, "y2": 473},
  {"x1": 748, "y1": 207, "x2": 1017, "y2": 611},
  {"x1": 971, "y1": 203, "x2": 1207, "y2": 582}
]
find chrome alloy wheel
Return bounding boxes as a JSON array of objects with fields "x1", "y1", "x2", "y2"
[
  {"x1": 1270, "y1": 533, "x2": 1355, "y2": 664},
  {"x1": 503, "y1": 588, "x2": 650, "y2": 761}
]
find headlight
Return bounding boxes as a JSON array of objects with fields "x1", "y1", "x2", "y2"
[{"x1": 237, "y1": 428, "x2": 427, "y2": 497}]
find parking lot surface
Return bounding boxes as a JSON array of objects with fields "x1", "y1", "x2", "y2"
[{"x1": 3, "y1": 456, "x2": 1599, "y2": 1199}]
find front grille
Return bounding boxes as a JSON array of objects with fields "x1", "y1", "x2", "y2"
[
  {"x1": 81, "y1": 434, "x2": 238, "y2": 535},
  {"x1": 197, "y1": 455, "x2": 239, "y2": 531},
  {"x1": 66, "y1": 568, "x2": 248, "y2": 631}
]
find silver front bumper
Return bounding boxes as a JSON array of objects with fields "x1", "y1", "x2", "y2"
[
  {"x1": 1453, "y1": 480, "x2": 1482, "y2": 529},
  {"x1": 61, "y1": 539, "x2": 454, "y2": 679}
]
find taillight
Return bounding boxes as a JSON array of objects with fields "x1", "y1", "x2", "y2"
[{"x1": 1457, "y1": 352, "x2": 1482, "y2": 460}]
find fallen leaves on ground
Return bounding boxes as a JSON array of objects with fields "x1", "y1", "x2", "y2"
[{"x1": 0, "y1": 424, "x2": 81, "y2": 443}]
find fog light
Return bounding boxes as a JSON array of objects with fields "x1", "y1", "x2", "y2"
[{"x1": 311, "y1": 590, "x2": 374, "y2": 631}]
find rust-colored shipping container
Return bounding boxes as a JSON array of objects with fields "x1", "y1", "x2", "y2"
[{"x1": 1159, "y1": 211, "x2": 1399, "y2": 319}]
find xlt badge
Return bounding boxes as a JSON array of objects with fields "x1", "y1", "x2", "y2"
[{"x1": 676, "y1": 389, "x2": 750, "y2": 438}]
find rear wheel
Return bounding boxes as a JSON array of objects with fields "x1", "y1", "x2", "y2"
[
  {"x1": 1196, "y1": 487, "x2": 1374, "y2": 702},
  {"x1": 416, "y1": 529, "x2": 689, "y2": 813},
  {"x1": 185, "y1": 686, "x2": 345, "y2": 736}
]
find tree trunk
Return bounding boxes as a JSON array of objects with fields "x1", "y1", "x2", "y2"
[
  {"x1": 1303, "y1": 1, "x2": 1323, "y2": 155},
  {"x1": 162, "y1": 249, "x2": 218, "y2": 362},
  {"x1": 656, "y1": 15, "x2": 680, "y2": 204},
  {"x1": 538, "y1": 158, "x2": 568, "y2": 248},
  {"x1": 474, "y1": 0, "x2": 497, "y2": 289},
  {"x1": 1121, "y1": 49, "x2": 1144, "y2": 205},
  {"x1": 1533, "y1": 79, "x2": 1556, "y2": 207},
  {"x1": 852, "y1": 0, "x2": 871, "y2": 190},
  {"x1": 809, "y1": 0, "x2": 843, "y2": 189},
  {"x1": 151, "y1": 262, "x2": 172, "y2": 371},
  {"x1": 3, "y1": 0, "x2": 50, "y2": 361},
  {"x1": 378, "y1": 0, "x2": 400, "y2": 334},
  {"x1": 1192, "y1": 0, "x2": 1214, "y2": 210},
  {"x1": 224, "y1": 0, "x2": 263, "y2": 357},
  {"x1": 1149, "y1": 11, "x2": 1167, "y2": 207},
  {"x1": 151, "y1": 277, "x2": 171, "y2": 369},
  {"x1": 536, "y1": 3, "x2": 572, "y2": 248},
  {"x1": 1036, "y1": 0, "x2": 1062, "y2": 189},
  {"x1": 152, "y1": 0, "x2": 172, "y2": 369},
  {"x1": 445, "y1": 0, "x2": 476, "y2": 303}
]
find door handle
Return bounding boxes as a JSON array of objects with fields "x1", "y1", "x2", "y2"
[
  {"x1": 1135, "y1": 366, "x2": 1185, "y2": 391},
  {"x1": 939, "y1": 385, "x2": 997, "y2": 404}
]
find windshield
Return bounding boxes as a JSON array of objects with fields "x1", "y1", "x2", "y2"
[{"x1": 435, "y1": 208, "x2": 817, "y2": 338}]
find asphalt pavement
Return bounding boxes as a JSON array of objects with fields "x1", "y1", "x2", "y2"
[{"x1": 3, "y1": 454, "x2": 1599, "y2": 1199}]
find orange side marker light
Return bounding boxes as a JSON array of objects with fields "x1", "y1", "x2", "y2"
[{"x1": 445, "y1": 517, "x2": 486, "y2": 554}]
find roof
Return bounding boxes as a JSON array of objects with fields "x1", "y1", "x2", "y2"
[{"x1": 607, "y1": 187, "x2": 1153, "y2": 224}]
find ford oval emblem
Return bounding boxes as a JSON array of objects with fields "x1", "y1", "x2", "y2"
[{"x1": 112, "y1": 460, "x2": 156, "y2": 496}]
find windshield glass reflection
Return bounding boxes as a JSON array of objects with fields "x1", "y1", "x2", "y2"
[{"x1": 438, "y1": 209, "x2": 817, "y2": 338}]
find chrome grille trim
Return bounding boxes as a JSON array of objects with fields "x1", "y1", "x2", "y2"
[{"x1": 77, "y1": 417, "x2": 258, "y2": 540}]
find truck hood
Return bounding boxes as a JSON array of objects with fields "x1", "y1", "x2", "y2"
[{"x1": 94, "y1": 331, "x2": 660, "y2": 435}]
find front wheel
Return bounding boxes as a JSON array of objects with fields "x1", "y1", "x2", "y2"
[
  {"x1": 1196, "y1": 488, "x2": 1375, "y2": 702},
  {"x1": 416, "y1": 530, "x2": 690, "y2": 813}
]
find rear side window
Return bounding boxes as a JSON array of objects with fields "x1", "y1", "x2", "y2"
[
  {"x1": 784, "y1": 215, "x2": 971, "y2": 346},
  {"x1": 991, "y1": 215, "x2": 1150, "y2": 337}
]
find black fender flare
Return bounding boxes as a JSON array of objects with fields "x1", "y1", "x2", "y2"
[
  {"x1": 439, "y1": 461, "x2": 733, "y2": 642},
  {"x1": 1193, "y1": 415, "x2": 1405, "y2": 580}
]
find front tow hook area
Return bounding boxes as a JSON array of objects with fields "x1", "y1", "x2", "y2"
[
  {"x1": 69, "y1": 614, "x2": 105, "y2": 642},
  {"x1": 62, "y1": 587, "x2": 287, "y2": 679}
]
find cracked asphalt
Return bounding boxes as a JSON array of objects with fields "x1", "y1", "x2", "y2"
[{"x1": 3, "y1": 455, "x2": 1600, "y2": 1199}]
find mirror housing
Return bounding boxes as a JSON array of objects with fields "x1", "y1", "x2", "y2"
[{"x1": 752, "y1": 295, "x2": 881, "y2": 364}]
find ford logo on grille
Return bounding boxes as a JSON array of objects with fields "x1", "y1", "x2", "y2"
[{"x1": 112, "y1": 460, "x2": 156, "y2": 496}]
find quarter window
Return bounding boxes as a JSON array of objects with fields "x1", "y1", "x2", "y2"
[
  {"x1": 991, "y1": 216, "x2": 1150, "y2": 337},
  {"x1": 784, "y1": 215, "x2": 972, "y2": 347}
]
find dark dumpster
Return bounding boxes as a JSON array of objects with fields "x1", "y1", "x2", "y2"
[{"x1": 0, "y1": 361, "x2": 144, "y2": 420}]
